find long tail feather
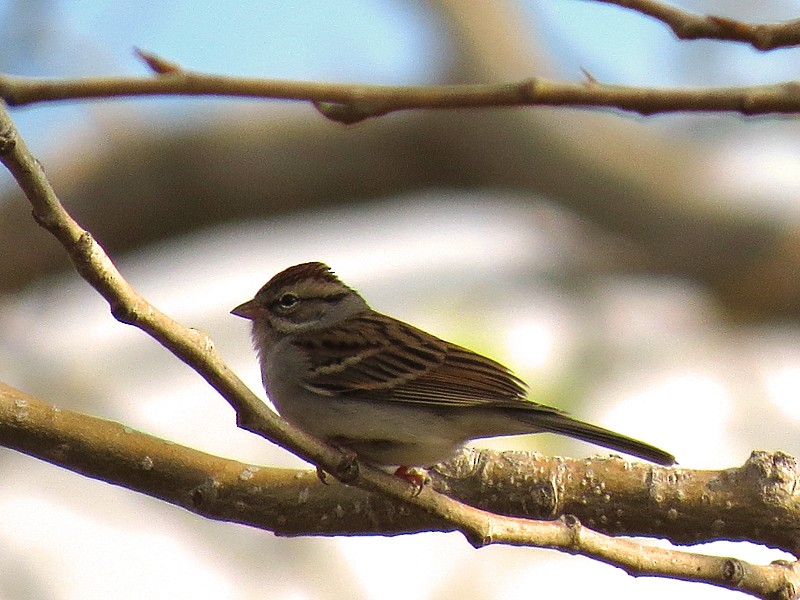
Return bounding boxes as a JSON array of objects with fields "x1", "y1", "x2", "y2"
[{"x1": 515, "y1": 410, "x2": 675, "y2": 465}]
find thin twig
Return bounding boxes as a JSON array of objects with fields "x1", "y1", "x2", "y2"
[
  {"x1": 1, "y1": 67, "x2": 800, "y2": 121},
  {"x1": 134, "y1": 47, "x2": 183, "y2": 74},
  {"x1": 0, "y1": 99, "x2": 353, "y2": 482},
  {"x1": 592, "y1": 0, "x2": 800, "y2": 51}
]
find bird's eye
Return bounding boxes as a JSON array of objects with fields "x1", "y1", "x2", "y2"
[{"x1": 278, "y1": 293, "x2": 299, "y2": 309}]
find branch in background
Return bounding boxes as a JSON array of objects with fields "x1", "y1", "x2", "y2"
[
  {"x1": 1, "y1": 101, "x2": 798, "y2": 597},
  {"x1": 594, "y1": 0, "x2": 800, "y2": 51},
  {"x1": 2, "y1": 63, "x2": 800, "y2": 118},
  {"x1": 3, "y1": 11, "x2": 800, "y2": 322}
]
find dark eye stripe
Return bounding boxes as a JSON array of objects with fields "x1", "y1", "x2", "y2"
[
  {"x1": 320, "y1": 292, "x2": 349, "y2": 303},
  {"x1": 269, "y1": 291, "x2": 349, "y2": 311}
]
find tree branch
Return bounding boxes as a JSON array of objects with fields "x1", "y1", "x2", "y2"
[
  {"x1": 0, "y1": 381, "x2": 443, "y2": 536},
  {"x1": 2, "y1": 66, "x2": 800, "y2": 118},
  {"x1": 0, "y1": 4, "x2": 798, "y2": 594},
  {"x1": 437, "y1": 448, "x2": 800, "y2": 554},
  {"x1": 0, "y1": 102, "x2": 357, "y2": 484},
  {"x1": 593, "y1": 0, "x2": 800, "y2": 51},
  {"x1": 1, "y1": 66, "x2": 799, "y2": 593},
  {"x1": 3, "y1": 42, "x2": 800, "y2": 321},
  {"x1": 1, "y1": 379, "x2": 799, "y2": 598}
]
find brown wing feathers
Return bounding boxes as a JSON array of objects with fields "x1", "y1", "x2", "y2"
[
  {"x1": 294, "y1": 313, "x2": 446, "y2": 393},
  {"x1": 296, "y1": 312, "x2": 527, "y2": 405}
]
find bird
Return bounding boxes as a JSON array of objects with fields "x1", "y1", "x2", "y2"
[{"x1": 231, "y1": 262, "x2": 675, "y2": 470}]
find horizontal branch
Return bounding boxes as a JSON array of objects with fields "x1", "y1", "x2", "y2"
[
  {"x1": 594, "y1": 0, "x2": 800, "y2": 51},
  {"x1": 5, "y1": 377, "x2": 800, "y2": 546},
  {"x1": 1, "y1": 380, "x2": 799, "y2": 599},
  {"x1": 2, "y1": 67, "x2": 800, "y2": 119},
  {"x1": 0, "y1": 381, "x2": 442, "y2": 536},
  {"x1": 438, "y1": 448, "x2": 800, "y2": 554}
]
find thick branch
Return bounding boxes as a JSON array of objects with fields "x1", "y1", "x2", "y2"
[
  {"x1": 594, "y1": 0, "x2": 800, "y2": 51},
  {"x1": 4, "y1": 378, "x2": 800, "y2": 550},
  {"x1": 1, "y1": 45, "x2": 799, "y2": 319},
  {"x1": 2, "y1": 69, "x2": 800, "y2": 117},
  {"x1": 0, "y1": 381, "x2": 441, "y2": 536},
  {"x1": 1, "y1": 380, "x2": 799, "y2": 598},
  {"x1": 437, "y1": 448, "x2": 800, "y2": 554}
]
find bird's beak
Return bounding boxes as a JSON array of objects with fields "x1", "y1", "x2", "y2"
[{"x1": 231, "y1": 299, "x2": 262, "y2": 320}]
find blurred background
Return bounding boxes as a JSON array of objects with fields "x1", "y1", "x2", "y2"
[{"x1": 1, "y1": 1, "x2": 800, "y2": 598}]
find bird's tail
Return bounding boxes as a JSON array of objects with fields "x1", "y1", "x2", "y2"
[{"x1": 513, "y1": 409, "x2": 675, "y2": 466}]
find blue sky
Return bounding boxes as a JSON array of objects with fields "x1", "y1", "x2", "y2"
[
  {"x1": 1, "y1": 1, "x2": 438, "y2": 154},
  {"x1": 3, "y1": 1, "x2": 799, "y2": 151}
]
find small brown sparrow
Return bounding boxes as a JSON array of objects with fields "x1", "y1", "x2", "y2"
[{"x1": 232, "y1": 262, "x2": 674, "y2": 468}]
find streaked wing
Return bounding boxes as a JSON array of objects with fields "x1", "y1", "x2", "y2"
[
  {"x1": 389, "y1": 342, "x2": 528, "y2": 406},
  {"x1": 290, "y1": 312, "x2": 447, "y2": 393},
  {"x1": 290, "y1": 312, "x2": 530, "y2": 407}
]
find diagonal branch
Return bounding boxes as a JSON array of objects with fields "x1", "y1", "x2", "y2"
[
  {"x1": 592, "y1": 0, "x2": 800, "y2": 51},
  {"x1": 0, "y1": 103, "x2": 355, "y2": 484},
  {"x1": 1, "y1": 99, "x2": 799, "y2": 596}
]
